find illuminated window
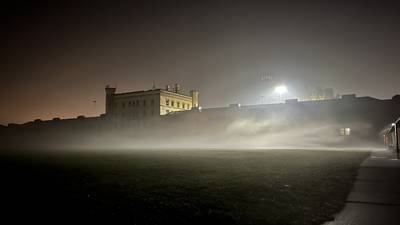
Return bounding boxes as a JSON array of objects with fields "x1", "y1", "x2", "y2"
[{"x1": 340, "y1": 128, "x2": 351, "y2": 136}]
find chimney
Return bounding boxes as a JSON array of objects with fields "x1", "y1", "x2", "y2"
[
  {"x1": 174, "y1": 83, "x2": 180, "y2": 93},
  {"x1": 165, "y1": 85, "x2": 171, "y2": 92}
]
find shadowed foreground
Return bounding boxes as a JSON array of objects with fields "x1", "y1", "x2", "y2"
[{"x1": 0, "y1": 149, "x2": 368, "y2": 224}]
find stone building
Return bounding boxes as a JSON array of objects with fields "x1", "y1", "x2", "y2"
[{"x1": 105, "y1": 84, "x2": 199, "y2": 121}]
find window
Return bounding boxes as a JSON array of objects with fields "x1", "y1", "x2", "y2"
[
  {"x1": 171, "y1": 101, "x2": 175, "y2": 107},
  {"x1": 166, "y1": 99, "x2": 169, "y2": 106},
  {"x1": 132, "y1": 101, "x2": 136, "y2": 107},
  {"x1": 340, "y1": 128, "x2": 351, "y2": 136},
  {"x1": 177, "y1": 102, "x2": 180, "y2": 108},
  {"x1": 187, "y1": 104, "x2": 191, "y2": 109},
  {"x1": 136, "y1": 100, "x2": 140, "y2": 106},
  {"x1": 183, "y1": 103, "x2": 186, "y2": 109}
]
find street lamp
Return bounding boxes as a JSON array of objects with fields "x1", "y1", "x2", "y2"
[
  {"x1": 392, "y1": 123, "x2": 399, "y2": 159},
  {"x1": 274, "y1": 85, "x2": 288, "y2": 103}
]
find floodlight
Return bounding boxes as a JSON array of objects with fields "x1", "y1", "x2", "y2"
[{"x1": 274, "y1": 85, "x2": 288, "y2": 94}]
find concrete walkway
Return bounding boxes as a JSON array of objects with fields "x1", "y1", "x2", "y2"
[{"x1": 324, "y1": 150, "x2": 400, "y2": 225}]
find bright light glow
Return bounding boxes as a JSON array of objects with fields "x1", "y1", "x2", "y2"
[
  {"x1": 274, "y1": 85, "x2": 288, "y2": 94},
  {"x1": 340, "y1": 128, "x2": 351, "y2": 136},
  {"x1": 392, "y1": 123, "x2": 396, "y2": 126}
]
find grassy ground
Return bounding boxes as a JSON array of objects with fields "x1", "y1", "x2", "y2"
[{"x1": 0, "y1": 149, "x2": 369, "y2": 224}]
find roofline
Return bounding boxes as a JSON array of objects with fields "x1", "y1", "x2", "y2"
[
  {"x1": 113, "y1": 89, "x2": 192, "y2": 98},
  {"x1": 159, "y1": 90, "x2": 192, "y2": 98},
  {"x1": 114, "y1": 89, "x2": 162, "y2": 96}
]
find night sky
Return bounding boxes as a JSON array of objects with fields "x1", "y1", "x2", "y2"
[{"x1": 1, "y1": 0, "x2": 400, "y2": 124}]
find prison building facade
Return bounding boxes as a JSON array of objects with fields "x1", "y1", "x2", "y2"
[{"x1": 105, "y1": 84, "x2": 199, "y2": 124}]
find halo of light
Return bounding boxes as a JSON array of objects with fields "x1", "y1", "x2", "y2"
[{"x1": 274, "y1": 85, "x2": 288, "y2": 94}]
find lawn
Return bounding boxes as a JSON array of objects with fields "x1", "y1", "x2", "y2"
[{"x1": 0, "y1": 149, "x2": 369, "y2": 224}]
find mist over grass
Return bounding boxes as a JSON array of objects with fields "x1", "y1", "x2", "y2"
[
  {"x1": 1, "y1": 108, "x2": 384, "y2": 151},
  {"x1": 76, "y1": 119, "x2": 381, "y2": 151}
]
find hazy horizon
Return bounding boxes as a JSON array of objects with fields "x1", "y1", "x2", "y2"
[{"x1": 2, "y1": 0, "x2": 400, "y2": 124}]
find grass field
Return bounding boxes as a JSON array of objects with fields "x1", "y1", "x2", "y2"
[{"x1": 0, "y1": 149, "x2": 369, "y2": 224}]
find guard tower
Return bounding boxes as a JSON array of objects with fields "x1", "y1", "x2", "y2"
[{"x1": 105, "y1": 85, "x2": 116, "y2": 115}]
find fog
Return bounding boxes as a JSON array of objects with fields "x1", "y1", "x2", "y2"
[
  {"x1": 89, "y1": 121, "x2": 377, "y2": 151},
  {"x1": 1, "y1": 109, "x2": 383, "y2": 152}
]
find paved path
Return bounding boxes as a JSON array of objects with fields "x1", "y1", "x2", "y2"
[{"x1": 324, "y1": 150, "x2": 400, "y2": 225}]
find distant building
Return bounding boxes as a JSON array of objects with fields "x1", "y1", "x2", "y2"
[
  {"x1": 299, "y1": 86, "x2": 335, "y2": 101},
  {"x1": 105, "y1": 84, "x2": 199, "y2": 121},
  {"x1": 165, "y1": 93, "x2": 400, "y2": 145}
]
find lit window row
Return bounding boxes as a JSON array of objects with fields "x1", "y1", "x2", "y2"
[{"x1": 165, "y1": 99, "x2": 191, "y2": 109}]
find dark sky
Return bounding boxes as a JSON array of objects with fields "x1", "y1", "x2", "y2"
[{"x1": 1, "y1": 0, "x2": 400, "y2": 124}]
